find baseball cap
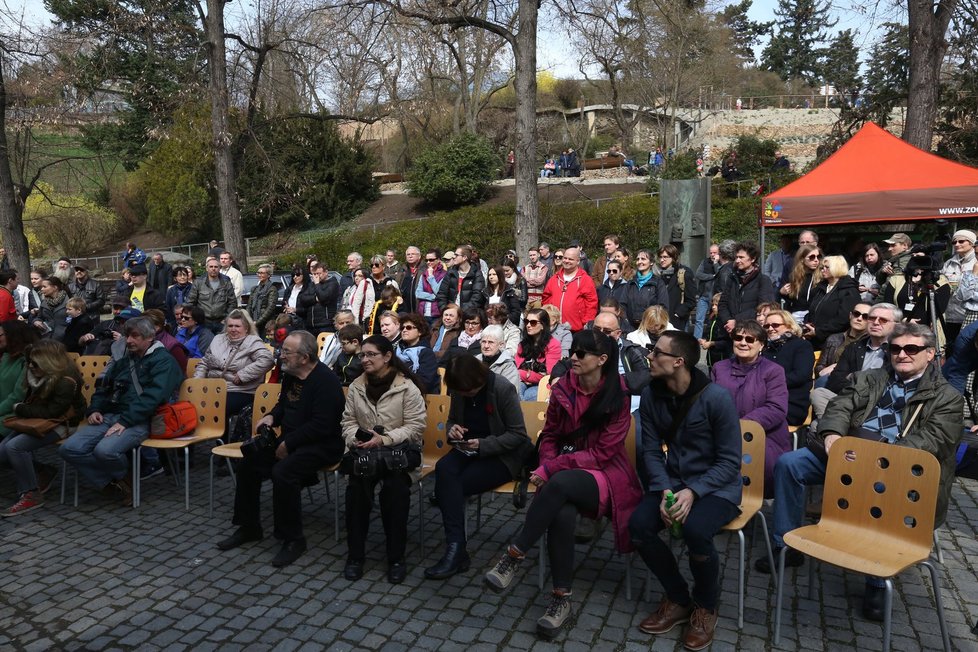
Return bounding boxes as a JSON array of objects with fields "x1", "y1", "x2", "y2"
[
  {"x1": 129, "y1": 263, "x2": 148, "y2": 276},
  {"x1": 884, "y1": 233, "x2": 911, "y2": 246}
]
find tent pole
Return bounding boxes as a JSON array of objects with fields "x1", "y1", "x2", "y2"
[{"x1": 760, "y1": 225, "x2": 766, "y2": 262}]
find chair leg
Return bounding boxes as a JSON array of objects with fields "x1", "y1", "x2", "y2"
[
  {"x1": 645, "y1": 567, "x2": 651, "y2": 603},
  {"x1": 920, "y1": 560, "x2": 952, "y2": 652},
  {"x1": 208, "y1": 454, "x2": 215, "y2": 518},
  {"x1": 333, "y1": 470, "x2": 340, "y2": 544},
  {"x1": 756, "y1": 513, "x2": 777, "y2": 588},
  {"x1": 624, "y1": 551, "x2": 632, "y2": 601},
  {"x1": 807, "y1": 548, "x2": 815, "y2": 600},
  {"x1": 933, "y1": 528, "x2": 945, "y2": 564},
  {"x1": 539, "y1": 534, "x2": 546, "y2": 590},
  {"x1": 736, "y1": 529, "x2": 745, "y2": 629},
  {"x1": 74, "y1": 468, "x2": 78, "y2": 507},
  {"x1": 475, "y1": 494, "x2": 482, "y2": 534},
  {"x1": 883, "y1": 578, "x2": 894, "y2": 652},
  {"x1": 132, "y1": 448, "x2": 141, "y2": 508},
  {"x1": 183, "y1": 448, "x2": 190, "y2": 511},
  {"x1": 306, "y1": 486, "x2": 314, "y2": 504},
  {"x1": 774, "y1": 546, "x2": 787, "y2": 645},
  {"x1": 417, "y1": 479, "x2": 425, "y2": 556},
  {"x1": 60, "y1": 460, "x2": 68, "y2": 505}
]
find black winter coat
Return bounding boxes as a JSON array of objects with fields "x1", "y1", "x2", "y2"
[
  {"x1": 805, "y1": 275, "x2": 860, "y2": 350},
  {"x1": 436, "y1": 265, "x2": 486, "y2": 312},
  {"x1": 622, "y1": 275, "x2": 667, "y2": 327}
]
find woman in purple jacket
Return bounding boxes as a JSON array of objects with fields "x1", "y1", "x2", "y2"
[
  {"x1": 710, "y1": 319, "x2": 790, "y2": 494},
  {"x1": 483, "y1": 329, "x2": 642, "y2": 639}
]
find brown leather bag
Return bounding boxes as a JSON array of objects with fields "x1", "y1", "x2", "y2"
[{"x1": 2, "y1": 416, "x2": 67, "y2": 438}]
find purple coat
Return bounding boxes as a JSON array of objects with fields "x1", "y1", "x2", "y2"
[
  {"x1": 711, "y1": 357, "x2": 791, "y2": 494},
  {"x1": 535, "y1": 373, "x2": 643, "y2": 552}
]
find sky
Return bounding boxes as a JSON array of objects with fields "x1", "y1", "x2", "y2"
[{"x1": 10, "y1": 0, "x2": 897, "y2": 78}]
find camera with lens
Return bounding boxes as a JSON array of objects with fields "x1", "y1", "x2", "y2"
[{"x1": 241, "y1": 423, "x2": 278, "y2": 459}]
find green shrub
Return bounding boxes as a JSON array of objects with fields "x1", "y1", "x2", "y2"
[{"x1": 407, "y1": 133, "x2": 498, "y2": 206}]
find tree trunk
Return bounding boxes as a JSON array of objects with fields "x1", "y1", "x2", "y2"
[
  {"x1": 903, "y1": 0, "x2": 955, "y2": 150},
  {"x1": 205, "y1": 0, "x2": 247, "y2": 270},
  {"x1": 0, "y1": 62, "x2": 31, "y2": 274},
  {"x1": 512, "y1": 0, "x2": 539, "y2": 259}
]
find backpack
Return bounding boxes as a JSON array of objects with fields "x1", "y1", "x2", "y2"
[
  {"x1": 227, "y1": 404, "x2": 254, "y2": 444},
  {"x1": 149, "y1": 401, "x2": 198, "y2": 439}
]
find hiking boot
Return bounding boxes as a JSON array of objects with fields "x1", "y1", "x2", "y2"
[
  {"x1": 682, "y1": 606, "x2": 718, "y2": 651},
  {"x1": 36, "y1": 465, "x2": 58, "y2": 494},
  {"x1": 638, "y1": 597, "x2": 693, "y2": 634},
  {"x1": 484, "y1": 544, "x2": 525, "y2": 592},
  {"x1": 537, "y1": 590, "x2": 573, "y2": 639},
  {"x1": 112, "y1": 477, "x2": 133, "y2": 507},
  {"x1": 1, "y1": 491, "x2": 43, "y2": 517}
]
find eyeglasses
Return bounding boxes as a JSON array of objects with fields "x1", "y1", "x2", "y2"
[
  {"x1": 525, "y1": 319, "x2": 541, "y2": 326},
  {"x1": 732, "y1": 334, "x2": 758, "y2": 343},
  {"x1": 464, "y1": 321, "x2": 481, "y2": 327},
  {"x1": 356, "y1": 351, "x2": 383, "y2": 359},
  {"x1": 869, "y1": 315, "x2": 891, "y2": 324},
  {"x1": 763, "y1": 322, "x2": 784, "y2": 330},
  {"x1": 890, "y1": 343, "x2": 929, "y2": 356},
  {"x1": 647, "y1": 347, "x2": 681, "y2": 359},
  {"x1": 400, "y1": 324, "x2": 416, "y2": 331},
  {"x1": 593, "y1": 326, "x2": 618, "y2": 335},
  {"x1": 280, "y1": 348, "x2": 299, "y2": 357},
  {"x1": 850, "y1": 310, "x2": 872, "y2": 320},
  {"x1": 570, "y1": 349, "x2": 600, "y2": 359},
  {"x1": 806, "y1": 254, "x2": 821, "y2": 261}
]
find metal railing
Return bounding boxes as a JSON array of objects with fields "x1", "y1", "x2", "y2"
[{"x1": 71, "y1": 238, "x2": 259, "y2": 274}]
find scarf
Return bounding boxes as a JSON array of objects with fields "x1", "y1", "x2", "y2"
[
  {"x1": 482, "y1": 352, "x2": 501, "y2": 367},
  {"x1": 365, "y1": 367, "x2": 397, "y2": 404},
  {"x1": 736, "y1": 265, "x2": 760, "y2": 286},
  {"x1": 44, "y1": 290, "x2": 67, "y2": 308},
  {"x1": 458, "y1": 330, "x2": 482, "y2": 349},
  {"x1": 635, "y1": 269, "x2": 655, "y2": 288},
  {"x1": 765, "y1": 331, "x2": 796, "y2": 353}
]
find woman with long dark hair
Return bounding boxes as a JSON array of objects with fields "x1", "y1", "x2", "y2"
[
  {"x1": 779, "y1": 244, "x2": 821, "y2": 321},
  {"x1": 32, "y1": 276, "x2": 69, "y2": 340},
  {"x1": 515, "y1": 307, "x2": 561, "y2": 401},
  {"x1": 341, "y1": 335, "x2": 426, "y2": 584},
  {"x1": 425, "y1": 354, "x2": 532, "y2": 580},
  {"x1": 0, "y1": 321, "x2": 40, "y2": 439},
  {"x1": 849, "y1": 243, "x2": 883, "y2": 303},
  {"x1": 484, "y1": 329, "x2": 642, "y2": 639}
]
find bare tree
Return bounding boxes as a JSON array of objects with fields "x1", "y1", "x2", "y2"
[{"x1": 903, "y1": 0, "x2": 958, "y2": 149}]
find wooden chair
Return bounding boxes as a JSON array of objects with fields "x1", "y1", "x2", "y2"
[
  {"x1": 317, "y1": 332, "x2": 333, "y2": 356},
  {"x1": 135, "y1": 378, "x2": 226, "y2": 509},
  {"x1": 536, "y1": 375, "x2": 552, "y2": 402},
  {"x1": 60, "y1": 355, "x2": 112, "y2": 505},
  {"x1": 417, "y1": 394, "x2": 452, "y2": 549},
  {"x1": 723, "y1": 419, "x2": 775, "y2": 628},
  {"x1": 773, "y1": 438, "x2": 950, "y2": 652},
  {"x1": 67, "y1": 352, "x2": 80, "y2": 365},
  {"x1": 186, "y1": 357, "x2": 201, "y2": 378}
]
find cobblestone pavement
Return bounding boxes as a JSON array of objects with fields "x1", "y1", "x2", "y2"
[{"x1": 2, "y1": 447, "x2": 977, "y2": 651}]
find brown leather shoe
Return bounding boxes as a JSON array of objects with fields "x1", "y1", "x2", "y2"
[
  {"x1": 638, "y1": 597, "x2": 693, "y2": 634},
  {"x1": 682, "y1": 606, "x2": 718, "y2": 650}
]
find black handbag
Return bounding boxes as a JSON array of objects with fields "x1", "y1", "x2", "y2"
[{"x1": 340, "y1": 441, "x2": 422, "y2": 480}]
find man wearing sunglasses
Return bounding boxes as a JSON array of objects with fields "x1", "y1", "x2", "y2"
[
  {"x1": 811, "y1": 304, "x2": 901, "y2": 420},
  {"x1": 814, "y1": 302, "x2": 872, "y2": 383},
  {"x1": 760, "y1": 323, "x2": 962, "y2": 622},
  {"x1": 629, "y1": 331, "x2": 742, "y2": 649}
]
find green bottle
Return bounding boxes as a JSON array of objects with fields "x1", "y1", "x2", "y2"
[{"x1": 665, "y1": 490, "x2": 683, "y2": 538}]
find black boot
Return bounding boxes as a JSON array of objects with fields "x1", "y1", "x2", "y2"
[{"x1": 424, "y1": 542, "x2": 471, "y2": 580}]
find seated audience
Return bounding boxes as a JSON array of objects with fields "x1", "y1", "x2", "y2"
[
  {"x1": 515, "y1": 308, "x2": 561, "y2": 401},
  {"x1": 332, "y1": 323, "x2": 364, "y2": 386},
  {"x1": 476, "y1": 325, "x2": 519, "y2": 389},
  {"x1": 760, "y1": 310, "x2": 815, "y2": 426}
]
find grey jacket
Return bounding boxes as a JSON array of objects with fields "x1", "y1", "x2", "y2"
[
  {"x1": 816, "y1": 365, "x2": 963, "y2": 526},
  {"x1": 188, "y1": 276, "x2": 237, "y2": 322},
  {"x1": 194, "y1": 334, "x2": 275, "y2": 393}
]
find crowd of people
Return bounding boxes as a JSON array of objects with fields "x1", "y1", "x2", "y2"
[{"x1": 0, "y1": 226, "x2": 975, "y2": 644}]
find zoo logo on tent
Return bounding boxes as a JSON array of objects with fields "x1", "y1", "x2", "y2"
[{"x1": 764, "y1": 201, "x2": 782, "y2": 220}]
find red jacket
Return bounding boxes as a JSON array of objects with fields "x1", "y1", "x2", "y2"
[
  {"x1": 542, "y1": 268, "x2": 598, "y2": 331},
  {"x1": 0, "y1": 287, "x2": 17, "y2": 321}
]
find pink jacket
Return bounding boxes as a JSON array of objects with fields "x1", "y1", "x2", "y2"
[
  {"x1": 534, "y1": 374, "x2": 642, "y2": 553},
  {"x1": 515, "y1": 337, "x2": 561, "y2": 385}
]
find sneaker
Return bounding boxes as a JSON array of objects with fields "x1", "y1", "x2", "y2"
[
  {"x1": 1, "y1": 491, "x2": 43, "y2": 517},
  {"x1": 36, "y1": 466, "x2": 58, "y2": 494},
  {"x1": 485, "y1": 545, "x2": 525, "y2": 592},
  {"x1": 140, "y1": 463, "x2": 164, "y2": 480},
  {"x1": 537, "y1": 590, "x2": 573, "y2": 639}
]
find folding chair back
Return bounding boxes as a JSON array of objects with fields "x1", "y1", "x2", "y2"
[
  {"x1": 317, "y1": 332, "x2": 332, "y2": 356},
  {"x1": 252, "y1": 383, "x2": 282, "y2": 436},
  {"x1": 536, "y1": 375, "x2": 552, "y2": 402},
  {"x1": 724, "y1": 419, "x2": 765, "y2": 531},
  {"x1": 75, "y1": 355, "x2": 111, "y2": 406},
  {"x1": 186, "y1": 357, "x2": 201, "y2": 377},
  {"x1": 422, "y1": 394, "x2": 452, "y2": 477}
]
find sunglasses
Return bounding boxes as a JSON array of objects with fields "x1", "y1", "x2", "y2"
[
  {"x1": 593, "y1": 326, "x2": 617, "y2": 335},
  {"x1": 732, "y1": 334, "x2": 758, "y2": 343},
  {"x1": 955, "y1": 239, "x2": 972, "y2": 244},
  {"x1": 426, "y1": 258, "x2": 437, "y2": 262},
  {"x1": 806, "y1": 254, "x2": 821, "y2": 261},
  {"x1": 869, "y1": 315, "x2": 891, "y2": 324},
  {"x1": 178, "y1": 315, "x2": 191, "y2": 320},
  {"x1": 554, "y1": 255, "x2": 564, "y2": 260},
  {"x1": 763, "y1": 322, "x2": 784, "y2": 329},
  {"x1": 608, "y1": 268, "x2": 620, "y2": 274},
  {"x1": 647, "y1": 346, "x2": 681, "y2": 359},
  {"x1": 400, "y1": 324, "x2": 416, "y2": 331},
  {"x1": 371, "y1": 263, "x2": 383, "y2": 267},
  {"x1": 570, "y1": 349, "x2": 600, "y2": 359},
  {"x1": 890, "y1": 343, "x2": 928, "y2": 356},
  {"x1": 850, "y1": 310, "x2": 872, "y2": 320}
]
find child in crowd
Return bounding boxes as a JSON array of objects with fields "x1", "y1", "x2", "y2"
[
  {"x1": 61, "y1": 297, "x2": 94, "y2": 354},
  {"x1": 332, "y1": 324, "x2": 364, "y2": 386}
]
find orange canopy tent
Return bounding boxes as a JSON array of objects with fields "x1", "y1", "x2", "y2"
[{"x1": 761, "y1": 122, "x2": 978, "y2": 228}]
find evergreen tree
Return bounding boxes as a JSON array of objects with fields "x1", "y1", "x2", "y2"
[
  {"x1": 822, "y1": 29, "x2": 862, "y2": 102},
  {"x1": 936, "y1": 10, "x2": 978, "y2": 165},
  {"x1": 760, "y1": 0, "x2": 837, "y2": 85},
  {"x1": 862, "y1": 23, "x2": 909, "y2": 126},
  {"x1": 720, "y1": 0, "x2": 774, "y2": 64}
]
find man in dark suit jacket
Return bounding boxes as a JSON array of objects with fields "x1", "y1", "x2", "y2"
[{"x1": 147, "y1": 253, "x2": 173, "y2": 293}]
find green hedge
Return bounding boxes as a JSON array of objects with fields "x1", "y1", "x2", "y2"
[{"x1": 272, "y1": 191, "x2": 768, "y2": 270}]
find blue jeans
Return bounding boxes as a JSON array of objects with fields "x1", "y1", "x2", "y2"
[
  {"x1": 0, "y1": 429, "x2": 63, "y2": 494},
  {"x1": 771, "y1": 447, "x2": 826, "y2": 548},
  {"x1": 59, "y1": 413, "x2": 148, "y2": 488},
  {"x1": 520, "y1": 383, "x2": 539, "y2": 401},
  {"x1": 693, "y1": 295, "x2": 710, "y2": 339}
]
